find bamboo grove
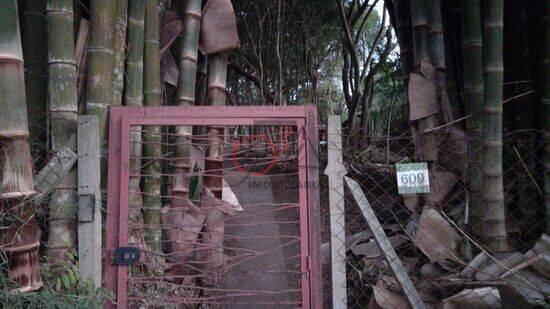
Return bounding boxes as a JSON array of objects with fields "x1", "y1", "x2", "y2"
[{"x1": 0, "y1": 0, "x2": 239, "y2": 294}]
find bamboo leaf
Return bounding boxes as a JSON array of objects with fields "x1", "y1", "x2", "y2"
[
  {"x1": 55, "y1": 278, "x2": 62, "y2": 291},
  {"x1": 189, "y1": 162, "x2": 203, "y2": 203},
  {"x1": 61, "y1": 273, "x2": 71, "y2": 289}
]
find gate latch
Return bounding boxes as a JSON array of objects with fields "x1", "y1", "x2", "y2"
[{"x1": 112, "y1": 247, "x2": 140, "y2": 266}]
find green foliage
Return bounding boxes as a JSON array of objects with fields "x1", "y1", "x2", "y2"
[
  {"x1": 42, "y1": 249, "x2": 79, "y2": 293},
  {"x1": 1, "y1": 264, "x2": 115, "y2": 308},
  {"x1": 1, "y1": 247, "x2": 114, "y2": 307},
  {"x1": 189, "y1": 162, "x2": 202, "y2": 203}
]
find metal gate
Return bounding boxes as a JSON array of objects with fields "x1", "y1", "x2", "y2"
[{"x1": 105, "y1": 106, "x2": 321, "y2": 308}]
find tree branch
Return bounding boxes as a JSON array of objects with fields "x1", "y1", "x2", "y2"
[{"x1": 229, "y1": 60, "x2": 275, "y2": 104}]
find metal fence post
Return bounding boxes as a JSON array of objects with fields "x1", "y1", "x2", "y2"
[
  {"x1": 78, "y1": 115, "x2": 102, "y2": 287},
  {"x1": 324, "y1": 115, "x2": 347, "y2": 308}
]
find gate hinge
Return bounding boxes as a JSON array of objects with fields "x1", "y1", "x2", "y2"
[{"x1": 112, "y1": 247, "x2": 141, "y2": 266}]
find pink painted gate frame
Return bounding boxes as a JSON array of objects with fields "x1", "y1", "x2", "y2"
[{"x1": 105, "y1": 105, "x2": 322, "y2": 308}]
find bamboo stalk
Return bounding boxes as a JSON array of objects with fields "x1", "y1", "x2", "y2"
[
  {"x1": 0, "y1": 0, "x2": 43, "y2": 292},
  {"x1": 142, "y1": 0, "x2": 163, "y2": 258},
  {"x1": 481, "y1": 0, "x2": 508, "y2": 252},
  {"x1": 75, "y1": 18, "x2": 89, "y2": 111},
  {"x1": 21, "y1": 0, "x2": 48, "y2": 165},
  {"x1": 462, "y1": 0, "x2": 485, "y2": 237},
  {"x1": 410, "y1": 0, "x2": 429, "y2": 65},
  {"x1": 125, "y1": 0, "x2": 145, "y2": 107},
  {"x1": 410, "y1": 0, "x2": 439, "y2": 162},
  {"x1": 85, "y1": 0, "x2": 116, "y2": 176},
  {"x1": 205, "y1": 52, "x2": 228, "y2": 198},
  {"x1": 202, "y1": 52, "x2": 229, "y2": 287},
  {"x1": 113, "y1": 0, "x2": 128, "y2": 107},
  {"x1": 427, "y1": 0, "x2": 445, "y2": 74},
  {"x1": 46, "y1": 0, "x2": 78, "y2": 266},
  {"x1": 543, "y1": 0, "x2": 550, "y2": 233},
  {"x1": 172, "y1": 0, "x2": 202, "y2": 209},
  {"x1": 125, "y1": 0, "x2": 146, "y2": 241}
]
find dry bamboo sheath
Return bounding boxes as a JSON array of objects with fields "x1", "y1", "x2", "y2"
[{"x1": 0, "y1": 0, "x2": 43, "y2": 293}]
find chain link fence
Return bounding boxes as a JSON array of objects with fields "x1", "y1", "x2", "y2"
[{"x1": 320, "y1": 126, "x2": 548, "y2": 308}]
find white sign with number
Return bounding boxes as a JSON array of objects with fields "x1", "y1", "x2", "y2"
[{"x1": 396, "y1": 162, "x2": 430, "y2": 194}]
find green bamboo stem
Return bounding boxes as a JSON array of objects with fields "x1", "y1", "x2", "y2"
[
  {"x1": 462, "y1": 0, "x2": 484, "y2": 236},
  {"x1": 46, "y1": 0, "x2": 78, "y2": 266},
  {"x1": 22, "y1": 0, "x2": 48, "y2": 165},
  {"x1": 481, "y1": 0, "x2": 508, "y2": 252},
  {"x1": 85, "y1": 0, "x2": 116, "y2": 175},
  {"x1": 542, "y1": 1, "x2": 550, "y2": 233},
  {"x1": 113, "y1": 0, "x2": 128, "y2": 106},
  {"x1": 172, "y1": 0, "x2": 202, "y2": 207},
  {"x1": 410, "y1": 0, "x2": 438, "y2": 162},
  {"x1": 143, "y1": 0, "x2": 163, "y2": 256},
  {"x1": 0, "y1": 0, "x2": 43, "y2": 292},
  {"x1": 125, "y1": 0, "x2": 145, "y2": 107},
  {"x1": 125, "y1": 0, "x2": 145, "y2": 239},
  {"x1": 427, "y1": 0, "x2": 446, "y2": 81},
  {"x1": 410, "y1": 0, "x2": 429, "y2": 65}
]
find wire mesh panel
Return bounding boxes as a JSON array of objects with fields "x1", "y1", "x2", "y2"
[
  {"x1": 105, "y1": 106, "x2": 321, "y2": 308},
  {"x1": 320, "y1": 127, "x2": 548, "y2": 308}
]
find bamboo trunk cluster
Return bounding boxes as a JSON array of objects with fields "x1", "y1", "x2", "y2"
[
  {"x1": 22, "y1": 0, "x2": 48, "y2": 164},
  {"x1": 481, "y1": 0, "x2": 508, "y2": 253},
  {"x1": 46, "y1": 0, "x2": 78, "y2": 266},
  {"x1": 462, "y1": 0, "x2": 485, "y2": 238},
  {"x1": 171, "y1": 0, "x2": 202, "y2": 210},
  {"x1": 142, "y1": 0, "x2": 164, "y2": 260},
  {"x1": 0, "y1": 0, "x2": 43, "y2": 292},
  {"x1": 125, "y1": 0, "x2": 146, "y2": 242}
]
